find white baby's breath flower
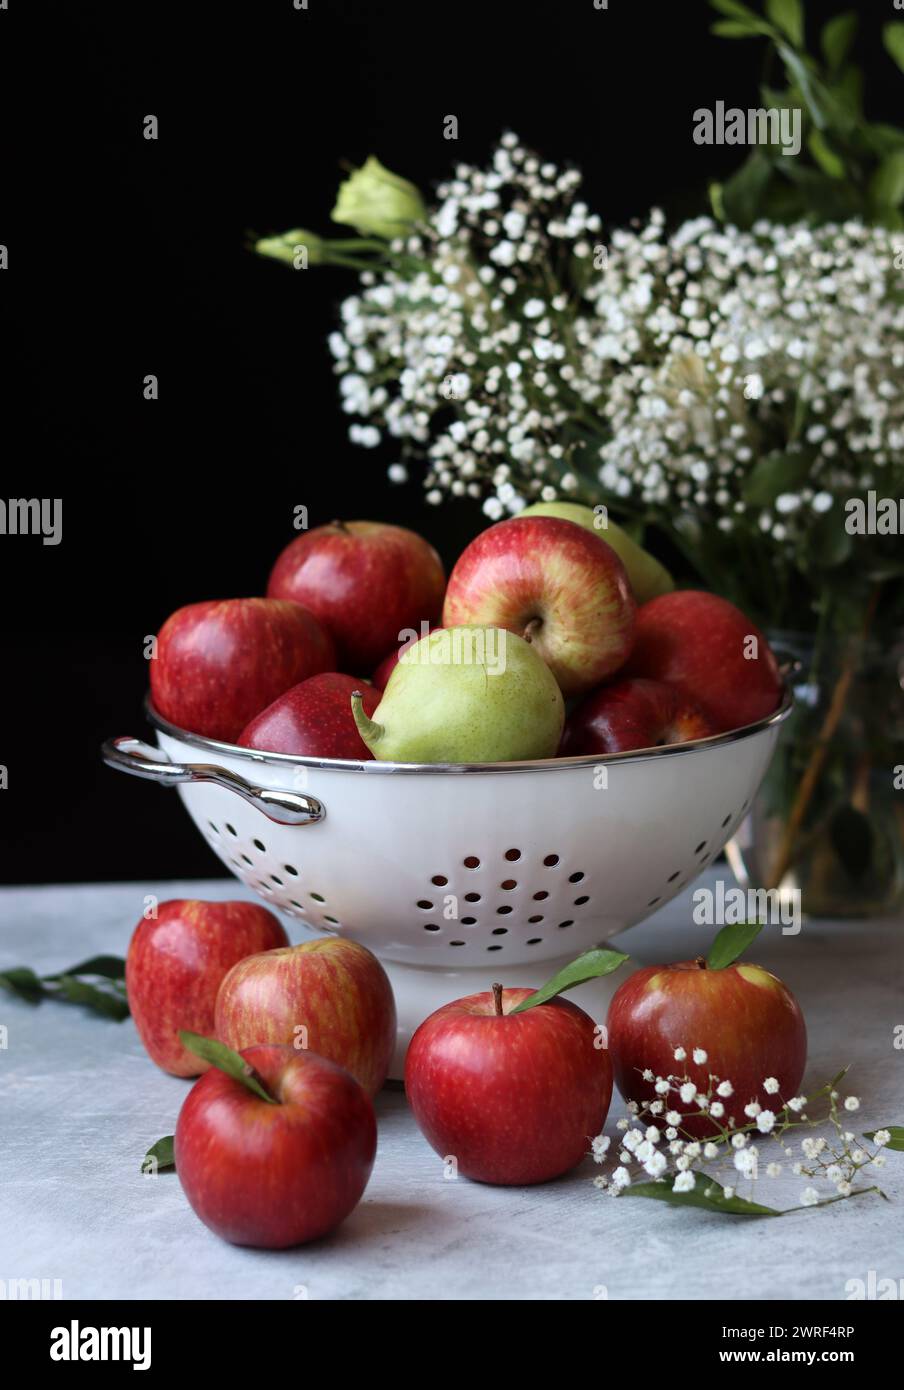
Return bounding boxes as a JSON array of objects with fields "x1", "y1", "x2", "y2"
[
  {"x1": 756, "y1": 1110, "x2": 776, "y2": 1134},
  {"x1": 679, "y1": 1082, "x2": 697, "y2": 1104},
  {"x1": 692, "y1": 1048, "x2": 708, "y2": 1065},
  {"x1": 800, "y1": 1187, "x2": 820, "y2": 1207},
  {"x1": 673, "y1": 1047, "x2": 687, "y2": 1062},
  {"x1": 673, "y1": 1171, "x2": 696, "y2": 1193},
  {"x1": 873, "y1": 1130, "x2": 891, "y2": 1148},
  {"x1": 763, "y1": 1077, "x2": 780, "y2": 1095},
  {"x1": 717, "y1": 1081, "x2": 734, "y2": 1098},
  {"x1": 844, "y1": 1097, "x2": 861, "y2": 1112}
]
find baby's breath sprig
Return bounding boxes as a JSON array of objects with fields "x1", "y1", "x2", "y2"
[{"x1": 592, "y1": 1056, "x2": 898, "y2": 1217}]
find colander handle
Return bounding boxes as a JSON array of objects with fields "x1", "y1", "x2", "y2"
[{"x1": 101, "y1": 736, "x2": 325, "y2": 827}]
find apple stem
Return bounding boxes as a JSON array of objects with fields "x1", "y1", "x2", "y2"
[
  {"x1": 350, "y1": 690, "x2": 384, "y2": 749},
  {"x1": 330, "y1": 519, "x2": 350, "y2": 534},
  {"x1": 492, "y1": 982, "x2": 504, "y2": 1015},
  {"x1": 695, "y1": 955, "x2": 707, "y2": 970},
  {"x1": 522, "y1": 617, "x2": 543, "y2": 644}
]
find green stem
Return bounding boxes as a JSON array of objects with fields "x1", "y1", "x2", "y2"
[{"x1": 350, "y1": 691, "x2": 384, "y2": 749}]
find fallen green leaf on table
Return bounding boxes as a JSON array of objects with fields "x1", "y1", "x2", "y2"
[
  {"x1": 0, "y1": 956, "x2": 129, "y2": 1019},
  {"x1": 864, "y1": 1127, "x2": 904, "y2": 1152},
  {"x1": 141, "y1": 1136, "x2": 175, "y2": 1174},
  {"x1": 622, "y1": 1173, "x2": 782, "y2": 1217}
]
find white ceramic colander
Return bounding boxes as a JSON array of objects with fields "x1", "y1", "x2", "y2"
[{"x1": 103, "y1": 693, "x2": 791, "y2": 1071}]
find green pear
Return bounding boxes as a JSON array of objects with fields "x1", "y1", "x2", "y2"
[
  {"x1": 519, "y1": 500, "x2": 674, "y2": 604},
  {"x1": 350, "y1": 625, "x2": 564, "y2": 763}
]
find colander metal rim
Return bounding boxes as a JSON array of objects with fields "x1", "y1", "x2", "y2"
[{"x1": 146, "y1": 686, "x2": 793, "y2": 777}]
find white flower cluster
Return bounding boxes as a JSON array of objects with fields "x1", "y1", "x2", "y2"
[
  {"x1": 333, "y1": 135, "x2": 904, "y2": 539},
  {"x1": 592, "y1": 1057, "x2": 894, "y2": 1214}
]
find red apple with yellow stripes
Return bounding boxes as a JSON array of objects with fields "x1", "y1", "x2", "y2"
[
  {"x1": 442, "y1": 515, "x2": 635, "y2": 697},
  {"x1": 214, "y1": 937, "x2": 396, "y2": 1096}
]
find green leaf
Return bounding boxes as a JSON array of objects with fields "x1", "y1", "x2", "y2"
[
  {"x1": 621, "y1": 1173, "x2": 782, "y2": 1217},
  {"x1": 778, "y1": 44, "x2": 829, "y2": 129},
  {"x1": 50, "y1": 975, "x2": 130, "y2": 1021},
  {"x1": 711, "y1": 20, "x2": 763, "y2": 38},
  {"x1": 44, "y1": 955, "x2": 126, "y2": 982},
  {"x1": 710, "y1": 0, "x2": 771, "y2": 25},
  {"x1": 742, "y1": 451, "x2": 812, "y2": 508},
  {"x1": 806, "y1": 506, "x2": 853, "y2": 568},
  {"x1": 0, "y1": 966, "x2": 45, "y2": 1004},
  {"x1": 808, "y1": 129, "x2": 845, "y2": 179},
  {"x1": 720, "y1": 149, "x2": 775, "y2": 227},
  {"x1": 883, "y1": 23, "x2": 904, "y2": 76},
  {"x1": 178, "y1": 1030, "x2": 277, "y2": 1103},
  {"x1": 870, "y1": 151, "x2": 904, "y2": 212},
  {"x1": 707, "y1": 920, "x2": 764, "y2": 970},
  {"x1": 141, "y1": 1136, "x2": 175, "y2": 1174},
  {"x1": 509, "y1": 948, "x2": 630, "y2": 1014},
  {"x1": 766, "y1": 0, "x2": 803, "y2": 48},
  {"x1": 864, "y1": 1127, "x2": 904, "y2": 1152},
  {"x1": 821, "y1": 12, "x2": 857, "y2": 73}
]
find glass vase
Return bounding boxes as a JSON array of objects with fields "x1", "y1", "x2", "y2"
[{"x1": 727, "y1": 629, "x2": 904, "y2": 919}]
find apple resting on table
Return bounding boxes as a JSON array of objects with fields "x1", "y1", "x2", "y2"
[
  {"x1": 215, "y1": 937, "x2": 397, "y2": 1096},
  {"x1": 150, "y1": 597, "x2": 335, "y2": 742},
  {"x1": 126, "y1": 900, "x2": 289, "y2": 1076},
  {"x1": 268, "y1": 520, "x2": 446, "y2": 673},
  {"x1": 238, "y1": 672, "x2": 380, "y2": 759},
  {"x1": 175, "y1": 1044, "x2": 377, "y2": 1248},
  {"x1": 624, "y1": 590, "x2": 782, "y2": 734},
  {"x1": 560, "y1": 676, "x2": 716, "y2": 755},
  {"x1": 405, "y1": 985, "x2": 613, "y2": 1185},
  {"x1": 606, "y1": 958, "x2": 807, "y2": 1140},
  {"x1": 442, "y1": 516, "x2": 635, "y2": 697}
]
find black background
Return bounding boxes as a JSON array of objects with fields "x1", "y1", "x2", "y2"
[{"x1": 2, "y1": 0, "x2": 898, "y2": 884}]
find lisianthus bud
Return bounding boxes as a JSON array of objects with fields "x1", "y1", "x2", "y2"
[
  {"x1": 331, "y1": 156, "x2": 425, "y2": 239},
  {"x1": 255, "y1": 229, "x2": 325, "y2": 267}
]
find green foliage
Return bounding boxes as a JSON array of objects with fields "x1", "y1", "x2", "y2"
[{"x1": 708, "y1": 3, "x2": 904, "y2": 228}]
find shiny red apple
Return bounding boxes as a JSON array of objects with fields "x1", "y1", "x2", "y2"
[
  {"x1": 268, "y1": 520, "x2": 446, "y2": 672},
  {"x1": 237, "y1": 672, "x2": 380, "y2": 759},
  {"x1": 442, "y1": 516, "x2": 635, "y2": 697},
  {"x1": 126, "y1": 900, "x2": 289, "y2": 1077},
  {"x1": 560, "y1": 677, "x2": 716, "y2": 755},
  {"x1": 624, "y1": 590, "x2": 782, "y2": 734},
  {"x1": 150, "y1": 597, "x2": 335, "y2": 742},
  {"x1": 606, "y1": 959, "x2": 807, "y2": 1139},
  {"x1": 175, "y1": 1044, "x2": 377, "y2": 1248},
  {"x1": 215, "y1": 937, "x2": 396, "y2": 1096},
  {"x1": 405, "y1": 985, "x2": 613, "y2": 1184}
]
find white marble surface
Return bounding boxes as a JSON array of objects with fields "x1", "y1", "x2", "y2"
[{"x1": 1, "y1": 876, "x2": 902, "y2": 1301}]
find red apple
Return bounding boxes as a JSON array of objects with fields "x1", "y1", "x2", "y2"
[
  {"x1": 442, "y1": 516, "x2": 635, "y2": 697},
  {"x1": 175, "y1": 1044, "x2": 376, "y2": 1248},
  {"x1": 215, "y1": 937, "x2": 396, "y2": 1096},
  {"x1": 267, "y1": 521, "x2": 446, "y2": 672},
  {"x1": 560, "y1": 677, "x2": 717, "y2": 755},
  {"x1": 624, "y1": 591, "x2": 782, "y2": 734},
  {"x1": 237, "y1": 673, "x2": 381, "y2": 759},
  {"x1": 405, "y1": 985, "x2": 613, "y2": 1184},
  {"x1": 150, "y1": 597, "x2": 335, "y2": 742},
  {"x1": 372, "y1": 624, "x2": 441, "y2": 691},
  {"x1": 606, "y1": 959, "x2": 807, "y2": 1139},
  {"x1": 126, "y1": 900, "x2": 289, "y2": 1077}
]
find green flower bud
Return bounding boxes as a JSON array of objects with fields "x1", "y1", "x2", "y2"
[
  {"x1": 331, "y1": 156, "x2": 425, "y2": 240},
  {"x1": 255, "y1": 230, "x2": 324, "y2": 268}
]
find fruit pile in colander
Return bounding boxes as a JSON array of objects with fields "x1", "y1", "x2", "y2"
[{"x1": 150, "y1": 502, "x2": 782, "y2": 762}]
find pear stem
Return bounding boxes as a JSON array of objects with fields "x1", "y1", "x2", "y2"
[
  {"x1": 350, "y1": 691, "x2": 384, "y2": 749},
  {"x1": 695, "y1": 955, "x2": 707, "y2": 970},
  {"x1": 492, "y1": 982, "x2": 504, "y2": 1016}
]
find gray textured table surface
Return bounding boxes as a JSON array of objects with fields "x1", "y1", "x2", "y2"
[{"x1": 1, "y1": 876, "x2": 902, "y2": 1301}]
